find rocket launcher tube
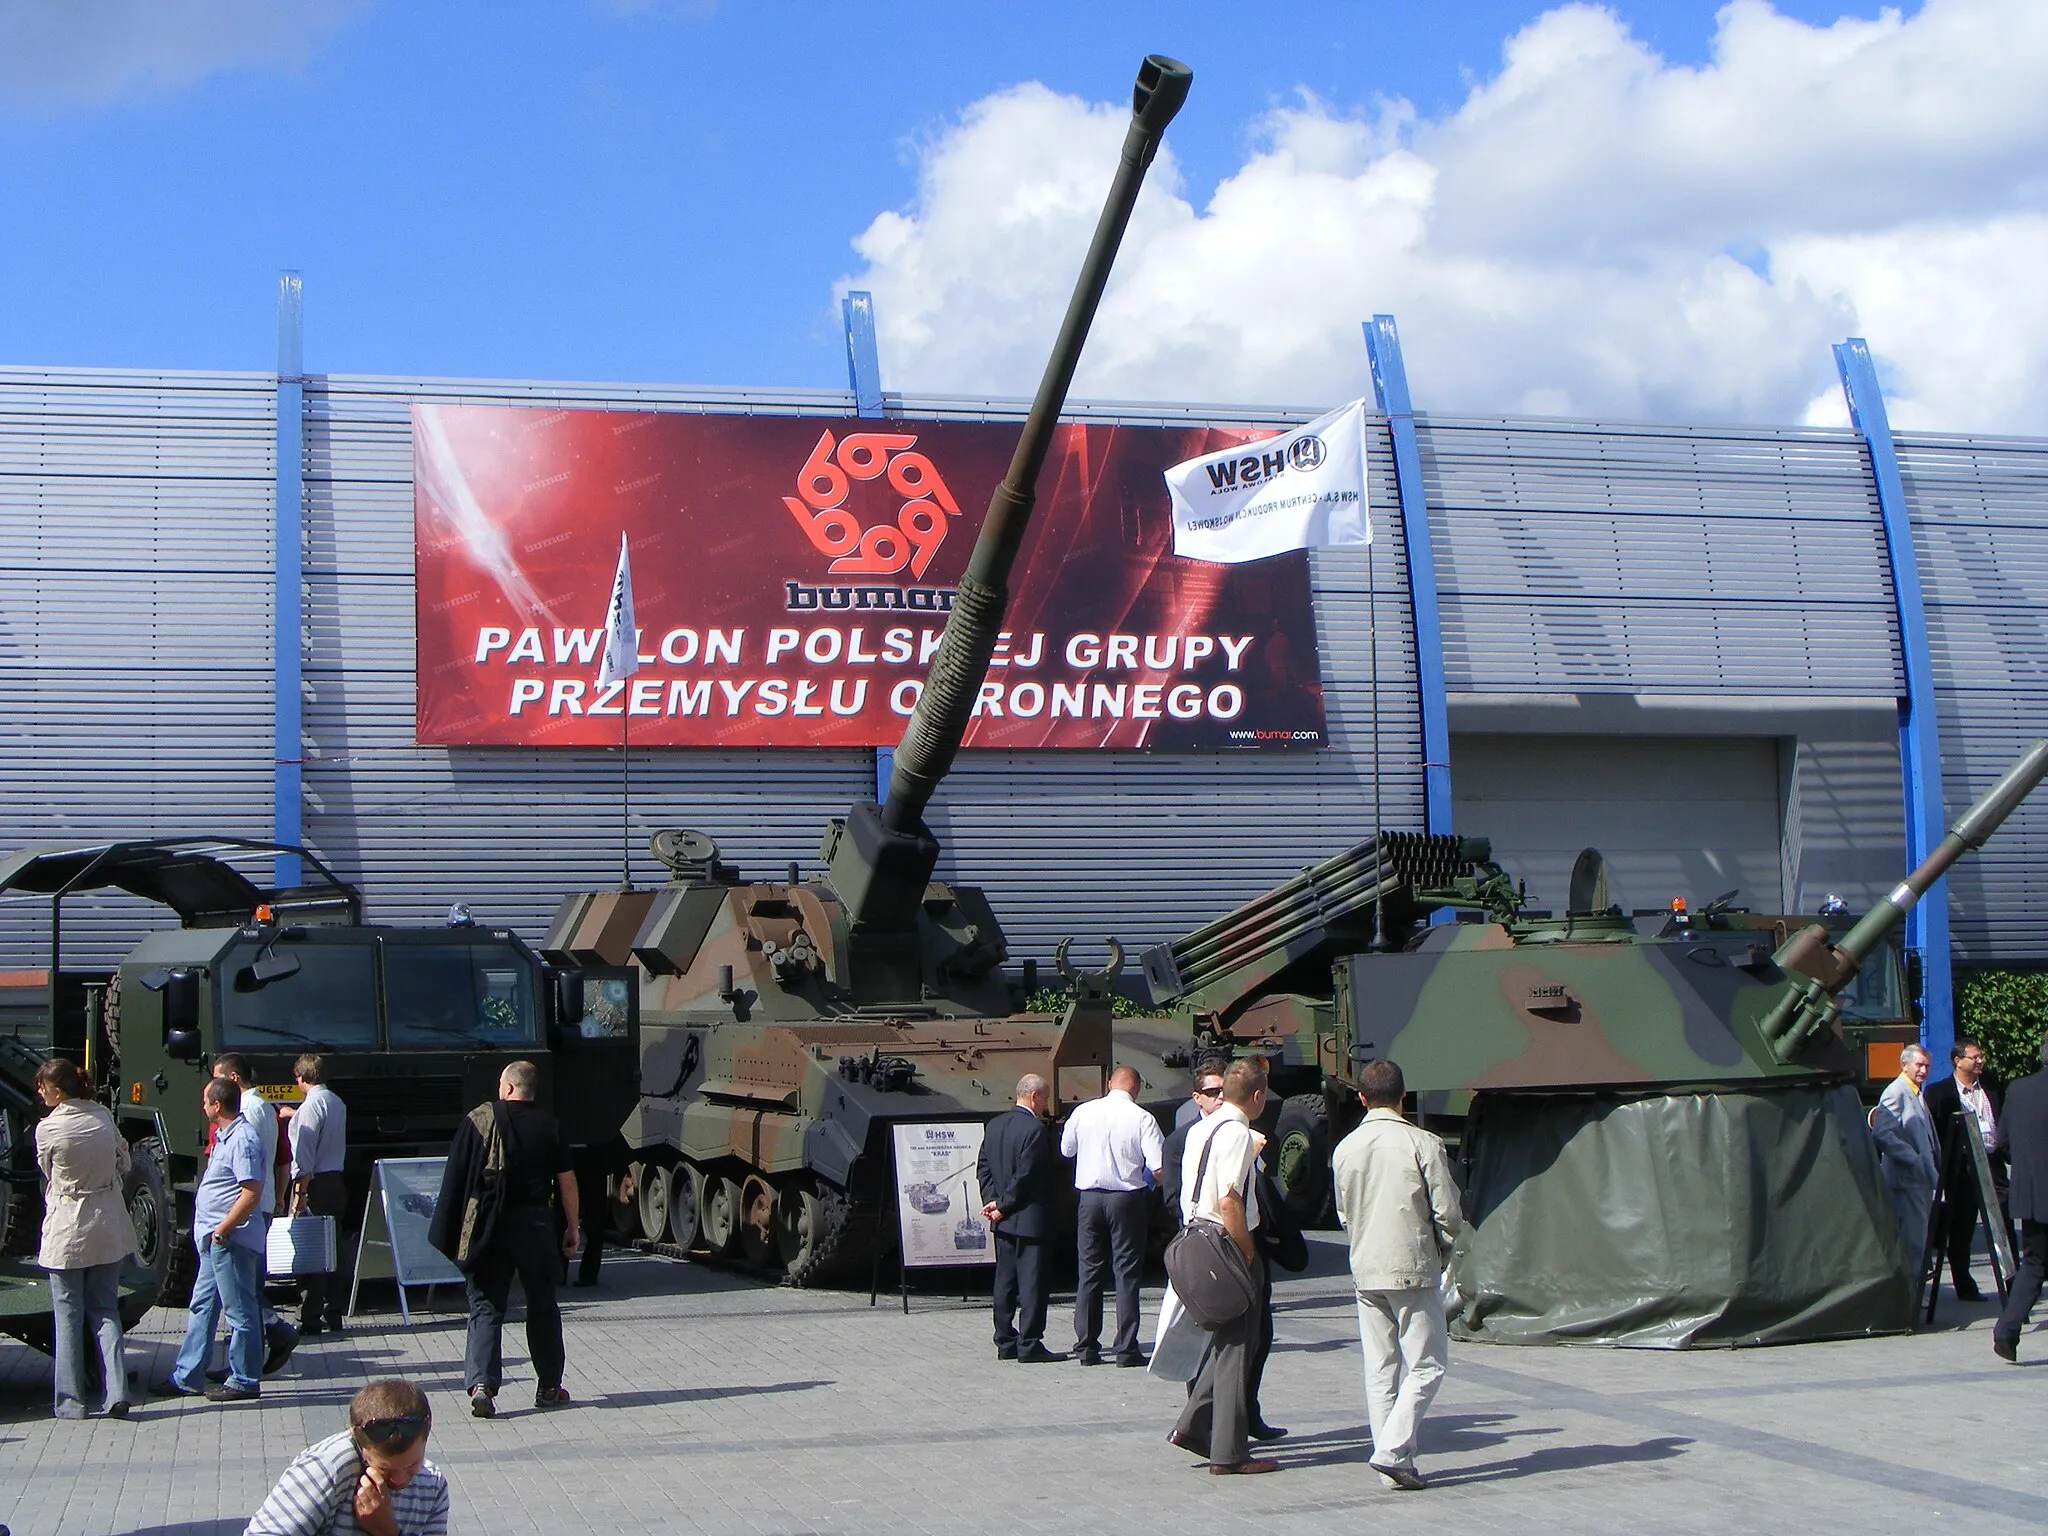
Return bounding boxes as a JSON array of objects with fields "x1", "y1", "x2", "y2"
[
  {"x1": 880, "y1": 56, "x2": 1192, "y2": 835},
  {"x1": 1761, "y1": 738, "x2": 2048, "y2": 1062}
]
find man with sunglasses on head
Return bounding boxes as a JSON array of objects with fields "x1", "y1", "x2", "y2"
[{"x1": 244, "y1": 1378, "x2": 448, "y2": 1535}]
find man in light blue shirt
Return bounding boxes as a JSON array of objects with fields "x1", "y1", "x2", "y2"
[{"x1": 159, "y1": 1076, "x2": 266, "y2": 1401}]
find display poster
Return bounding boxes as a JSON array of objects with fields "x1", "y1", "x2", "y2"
[
  {"x1": 414, "y1": 405, "x2": 1328, "y2": 750},
  {"x1": 1962, "y1": 1115, "x2": 2017, "y2": 1285},
  {"x1": 349, "y1": 1157, "x2": 463, "y2": 1325},
  {"x1": 889, "y1": 1121, "x2": 994, "y2": 1269}
]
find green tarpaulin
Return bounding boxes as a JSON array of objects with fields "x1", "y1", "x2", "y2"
[{"x1": 1450, "y1": 1082, "x2": 1914, "y2": 1348}]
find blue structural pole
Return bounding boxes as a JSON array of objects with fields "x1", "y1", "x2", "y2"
[
  {"x1": 1363, "y1": 315, "x2": 1454, "y2": 837},
  {"x1": 843, "y1": 291, "x2": 892, "y2": 801},
  {"x1": 274, "y1": 273, "x2": 305, "y2": 891},
  {"x1": 1835, "y1": 337, "x2": 1951, "y2": 1073}
]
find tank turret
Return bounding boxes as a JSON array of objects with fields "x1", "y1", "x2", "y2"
[{"x1": 555, "y1": 57, "x2": 1195, "y2": 1284}]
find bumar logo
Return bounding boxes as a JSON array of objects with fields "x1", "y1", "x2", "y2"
[
  {"x1": 784, "y1": 429, "x2": 962, "y2": 579},
  {"x1": 1288, "y1": 433, "x2": 1326, "y2": 471}
]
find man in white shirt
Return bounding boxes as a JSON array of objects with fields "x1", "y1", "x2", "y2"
[
  {"x1": 1332, "y1": 1058, "x2": 1463, "y2": 1492},
  {"x1": 1060, "y1": 1064, "x2": 1164, "y2": 1366},
  {"x1": 288, "y1": 1054, "x2": 351, "y2": 1334},
  {"x1": 1166, "y1": 1058, "x2": 1276, "y2": 1475},
  {"x1": 1926, "y1": 1037, "x2": 2007, "y2": 1300}
]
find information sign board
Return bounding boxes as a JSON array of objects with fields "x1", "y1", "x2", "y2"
[
  {"x1": 349, "y1": 1157, "x2": 463, "y2": 1325},
  {"x1": 888, "y1": 1121, "x2": 994, "y2": 1270}
]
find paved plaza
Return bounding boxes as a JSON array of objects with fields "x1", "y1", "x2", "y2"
[{"x1": 2, "y1": 1233, "x2": 2043, "y2": 1535}]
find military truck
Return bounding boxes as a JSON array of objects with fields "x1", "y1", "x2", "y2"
[
  {"x1": 541, "y1": 55, "x2": 1195, "y2": 1286},
  {"x1": 1142, "y1": 743, "x2": 2048, "y2": 1345},
  {"x1": 0, "y1": 836, "x2": 638, "y2": 1337}
]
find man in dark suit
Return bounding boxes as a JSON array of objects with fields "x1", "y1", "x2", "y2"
[
  {"x1": 1993, "y1": 1037, "x2": 2048, "y2": 1362},
  {"x1": 978, "y1": 1073, "x2": 1062, "y2": 1363},
  {"x1": 1925, "y1": 1037, "x2": 2006, "y2": 1300}
]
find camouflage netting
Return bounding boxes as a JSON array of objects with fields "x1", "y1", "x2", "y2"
[{"x1": 1450, "y1": 1082, "x2": 1915, "y2": 1348}]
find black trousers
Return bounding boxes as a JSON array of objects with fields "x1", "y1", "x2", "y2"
[
  {"x1": 992, "y1": 1231, "x2": 1048, "y2": 1350},
  {"x1": 1994, "y1": 1218, "x2": 2046, "y2": 1349},
  {"x1": 465, "y1": 1207, "x2": 565, "y2": 1395},
  {"x1": 1174, "y1": 1252, "x2": 1266, "y2": 1468},
  {"x1": 297, "y1": 1172, "x2": 351, "y2": 1331},
  {"x1": 1074, "y1": 1188, "x2": 1149, "y2": 1358},
  {"x1": 1246, "y1": 1258, "x2": 1275, "y2": 1426}
]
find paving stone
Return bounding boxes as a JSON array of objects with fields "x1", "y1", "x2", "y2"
[{"x1": 2, "y1": 1233, "x2": 2043, "y2": 1534}]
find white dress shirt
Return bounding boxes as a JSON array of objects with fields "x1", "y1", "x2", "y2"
[
  {"x1": 1060, "y1": 1088, "x2": 1164, "y2": 1192},
  {"x1": 1959, "y1": 1078, "x2": 2000, "y2": 1153},
  {"x1": 1180, "y1": 1101, "x2": 1261, "y2": 1232},
  {"x1": 288, "y1": 1083, "x2": 348, "y2": 1180}
]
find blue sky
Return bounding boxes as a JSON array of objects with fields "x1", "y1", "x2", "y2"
[{"x1": 7, "y1": 1, "x2": 2043, "y2": 433}]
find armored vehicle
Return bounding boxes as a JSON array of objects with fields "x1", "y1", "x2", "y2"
[
  {"x1": 1143, "y1": 741, "x2": 2048, "y2": 1345},
  {"x1": 543, "y1": 55, "x2": 1194, "y2": 1285},
  {"x1": 0, "y1": 836, "x2": 638, "y2": 1336}
]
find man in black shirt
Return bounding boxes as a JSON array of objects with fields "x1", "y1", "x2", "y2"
[{"x1": 447, "y1": 1060, "x2": 579, "y2": 1418}]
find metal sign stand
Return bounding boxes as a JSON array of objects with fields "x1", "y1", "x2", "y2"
[{"x1": 347, "y1": 1157, "x2": 464, "y2": 1325}]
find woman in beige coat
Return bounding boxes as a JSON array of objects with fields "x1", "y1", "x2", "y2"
[{"x1": 34, "y1": 1057, "x2": 138, "y2": 1418}]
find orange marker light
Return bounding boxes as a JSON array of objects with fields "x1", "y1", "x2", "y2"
[
  {"x1": 130, "y1": 1082, "x2": 143, "y2": 1103},
  {"x1": 1670, "y1": 897, "x2": 1687, "y2": 912},
  {"x1": 253, "y1": 904, "x2": 275, "y2": 923}
]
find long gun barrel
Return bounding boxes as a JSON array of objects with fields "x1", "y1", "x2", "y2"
[
  {"x1": 1760, "y1": 738, "x2": 2048, "y2": 1061},
  {"x1": 824, "y1": 56, "x2": 1192, "y2": 957}
]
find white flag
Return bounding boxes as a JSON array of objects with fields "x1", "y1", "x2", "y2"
[
  {"x1": 1166, "y1": 399, "x2": 1370, "y2": 564},
  {"x1": 597, "y1": 533, "x2": 639, "y2": 687}
]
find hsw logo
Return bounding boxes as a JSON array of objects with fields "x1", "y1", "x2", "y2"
[{"x1": 784, "y1": 429, "x2": 962, "y2": 579}]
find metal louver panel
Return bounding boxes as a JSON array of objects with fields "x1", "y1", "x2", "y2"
[
  {"x1": 1898, "y1": 431, "x2": 2048, "y2": 962},
  {"x1": 1424, "y1": 415, "x2": 1903, "y2": 696}
]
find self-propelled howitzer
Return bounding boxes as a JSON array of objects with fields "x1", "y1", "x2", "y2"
[{"x1": 547, "y1": 57, "x2": 1195, "y2": 1284}]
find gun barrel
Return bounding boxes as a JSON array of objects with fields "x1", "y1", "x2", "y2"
[
  {"x1": 1836, "y1": 737, "x2": 2048, "y2": 966},
  {"x1": 880, "y1": 55, "x2": 1192, "y2": 834}
]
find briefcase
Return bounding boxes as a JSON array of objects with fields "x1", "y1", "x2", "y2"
[{"x1": 265, "y1": 1214, "x2": 337, "y2": 1276}]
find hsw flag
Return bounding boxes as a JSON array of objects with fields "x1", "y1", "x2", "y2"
[
  {"x1": 597, "y1": 534, "x2": 639, "y2": 688},
  {"x1": 1165, "y1": 399, "x2": 1370, "y2": 564}
]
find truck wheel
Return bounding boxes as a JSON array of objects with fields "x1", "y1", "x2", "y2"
[
  {"x1": 636, "y1": 1161, "x2": 672, "y2": 1245},
  {"x1": 1272, "y1": 1094, "x2": 1334, "y2": 1229},
  {"x1": 700, "y1": 1173, "x2": 743, "y2": 1257},
  {"x1": 774, "y1": 1179, "x2": 824, "y2": 1275},
  {"x1": 667, "y1": 1163, "x2": 703, "y2": 1252},
  {"x1": 609, "y1": 1166, "x2": 642, "y2": 1242},
  {"x1": 0, "y1": 1107, "x2": 39, "y2": 1257},
  {"x1": 127, "y1": 1138, "x2": 194, "y2": 1309}
]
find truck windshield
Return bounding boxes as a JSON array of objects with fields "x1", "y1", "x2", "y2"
[
  {"x1": 219, "y1": 942, "x2": 378, "y2": 1050},
  {"x1": 1837, "y1": 945, "x2": 1907, "y2": 1023},
  {"x1": 384, "y1": 943, "x2": 537, "y2": 1049}
]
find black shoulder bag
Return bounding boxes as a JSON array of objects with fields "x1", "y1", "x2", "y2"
[{"x1": 1163, "y1": 1130, "x2": 1260, "y2": 1330}]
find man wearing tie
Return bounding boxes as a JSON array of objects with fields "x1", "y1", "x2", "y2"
[
  {"x1": 978, "y1": 1074, "x2": 1061, "y2": 1363},
  {"x1": 1924, "y1": 1037, "x2": 2005, "y2": 1301}
]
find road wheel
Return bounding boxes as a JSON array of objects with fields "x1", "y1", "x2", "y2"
[
  {"x1": 1272, "y1": 1094, "x2": 1334, "y2": 1228},
  {"x1": 667, "y1": 1163, "x2": 704, "y2": 1252},
  {"x1": 609, "y1": 1166, "x2": 642, "y2": 1242},
  {"x1": 127, "y1": 1137, "x2": 193, "y2": 1309},
  {"x1": 738, "y1": 1175, "x2": 777, "y2": 1266},
  {"x1": 636, "y1": 1161, "x2": 672, "y2": 1245},
  {"x1": 774, "y1": 1179, "x2": 825, "y2": 1275},
  {"x1": 701, "y1": 1172, "x2": 743, "y2": 1256}
]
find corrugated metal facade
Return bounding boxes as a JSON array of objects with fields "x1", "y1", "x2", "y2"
[
  {"x1": 1898, "y1": 431, "x2": 2048, "y2": 960},
  {"x1": 1, "y1": 364, "x2": 2039, "y2": 970}
]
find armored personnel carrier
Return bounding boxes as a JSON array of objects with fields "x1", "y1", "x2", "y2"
[
  {"x1": 542, "y1": 55, "x2": 1194, "y2": 1285},
  {"x1": 1143, "y1": 742, "x2": 2048, "y2": 1345},
  {"x1": 0, "y1": 836, "x2": 637, "y2": 1335}
]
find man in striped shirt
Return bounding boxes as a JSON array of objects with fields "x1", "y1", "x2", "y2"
[{"x1": 244, "y1": 1379, "x2": 449, "y2": 1536}]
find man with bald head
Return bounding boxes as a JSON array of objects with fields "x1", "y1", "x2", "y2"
[
  {"x1": 1061, "y1": 1064, "x2": 1164, "y2": 1366},
  {"x1": 978, "y1": 1074, "x2": 1059, "y2": 1362}
]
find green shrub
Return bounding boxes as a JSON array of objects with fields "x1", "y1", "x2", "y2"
[
  {"x1": 1023, "y1": 984, "x2": 1166, "y2": 1019},
  {"x1": 1955, "y1": 970, "x2": 2048, "y2": 1086}
]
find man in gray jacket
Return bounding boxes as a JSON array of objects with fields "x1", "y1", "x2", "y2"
[{"x1": 1331, "y1": 1058, "x2": 1462, "y2": 1492}]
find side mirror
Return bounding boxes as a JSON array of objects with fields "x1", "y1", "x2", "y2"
[
  {"x1": 250, "y1": 952, "x2": 301, "y2": 984},
  {"x1": 553, "y1": 970, "x2": 582, "y2": 1030},
  {"x1": 162, "y1": 969, "x2": 203, "y2": 1061},
  {"x1": 1904, "y1": 949, "x2": 1925, "y2": 1022}
]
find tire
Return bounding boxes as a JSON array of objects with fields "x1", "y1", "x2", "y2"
[
  {"x1": 700, "y1": 1172, "x2": 743, "y2": 1257},
  {"x1": 667, "y1": 1163, "x2": 703, "y2": 1252},
  {"x1": 636, "y1": 1160, "x2": 672, "y2": 1245},
  {"x1": 127, "y1": 1137, "x2": 194, "y2": 1310},
  {"x1": 1272, "y1": 1094, "x2": 1334, "y2": 1229},
  {"x1": 774, "y1": 1179, "x2": 824, "y2": 1275}
]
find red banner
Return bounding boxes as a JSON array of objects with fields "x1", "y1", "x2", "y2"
[{"x1": 413, "y1": 405, "x2": 1327, "y2": 749}]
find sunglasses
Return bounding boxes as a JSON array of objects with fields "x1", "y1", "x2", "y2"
[
  {"x1": 356, "y1": 1413, "x2": 429, "y2": 1448},
  {"x1": 1193, "y1": 1085, "x2": 1224, "y2": 1098}
]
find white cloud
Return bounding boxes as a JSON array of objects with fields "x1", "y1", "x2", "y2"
[
  {"x1": 841, "y1": 0, "x2": 2048, "y2": 434},
  {"x1": 0, "y1": 0, "x2": 365, "y2": 110}
]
